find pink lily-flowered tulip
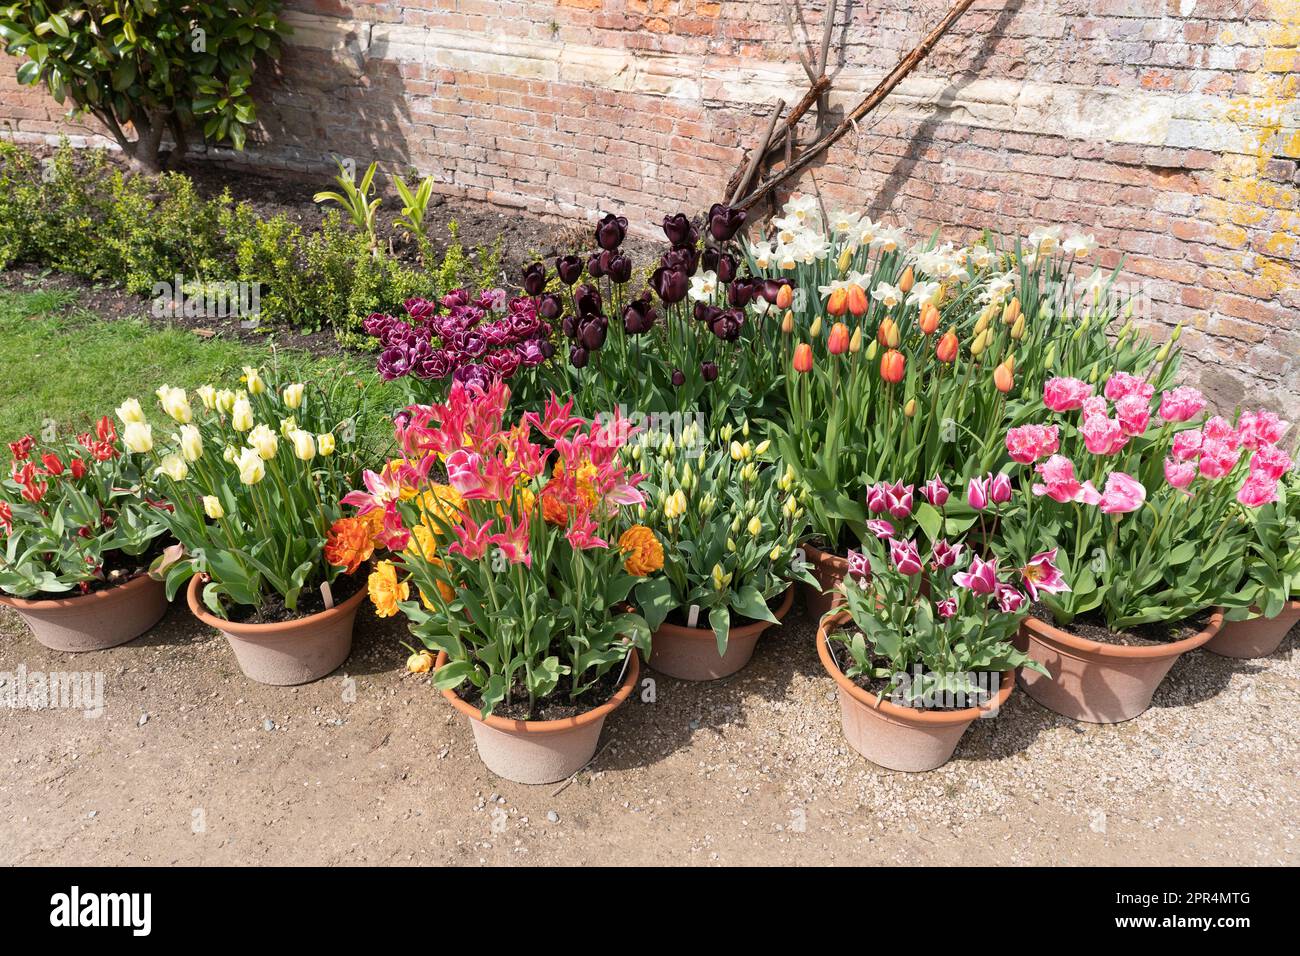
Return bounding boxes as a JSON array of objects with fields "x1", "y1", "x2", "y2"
[
  {"x1": 883, "y1": 481, "x2": 914, "y2": 519},
  {"x1": 1163, "y1": 457, "x2": 1197, "y2": 490},
  {"x1": 1005, "y1": 424, "x2": 1060, "y2": 464},
  {"x1": 1158, "y1": 386, "x2": 1206, "y2": 423},
  {"x1": 1032, "y1": 455, "x2": 1101, "y2": 504},
  {"x1": 865, "y1": 519, "x2": 895, "y2": 539},
  {"x1": 996, "y1": 583, "x2": 1028, "y2": 614},
  {"x1": 1098, "y1": 472, "x2": 1146, "y2": 514},
  {"x1": 865, "y1": 483, "x2": 889, "y2": 515},
  {"x1": 1103, "y1": 371, "x2": 1154, "y2": 403},
  {"x1": 966, "y1": 474, "x2": 989, "y2": 511},
  {"x1": 1081, "y1": 414, "x2": 1128, "y2": 456},
  {"x1": 889, "y1": 538, "x2": 924, "y2": 576},
  {"x1": 1237, "y1": 474, "x2": 1278, "y2": 508},
  {"x1": 1020, "y1": 549, "x2": 1070, "y2": 601},
  {"x1": 847, "y1": 549, "x2": 871, "y2": 583},
  {"x1": 922, "y1": 475, "x2": 950, "y2": 507},
  {"x1": 935, "y1": 598, "x2": 957, "y2": 619},
  {"x1": 486, "y1": 513, "x2": 532, "y2": 568},
  {"x1": 448, "y1": 514, "x2": 494, "y2": 560},
  {"x1": 1171, "y1": 429, "x2": 1202, "y2": 462},
  {"x1": 1043, "y1": 376, "x2": 1094, "y2": 413},
  {"x1": 931, "y1": 538, "x2": 965, "y2": 569},
  {"x1": 1250, "y1": 444, "x2": 1292, "y2": 482},
  {"x1": 1114, "y1": 394, "x2": 1151, "y2": 437},
  {"x1": 989, "y1": 471, "x2": 1013, "y2": 504},
  {"x1": 953, "y1": 554, "x2": 998, "y2": 595},
  {"x1": 1236, "y1": 409, "x2": 1289, "y2": 450}
]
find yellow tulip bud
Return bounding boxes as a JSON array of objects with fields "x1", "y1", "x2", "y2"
[
  {"x1": 904, "y1": 398, "x2": 917, "y2": 417},
  {"x1": 747, "y1": 515, "x2": 762, "y2": 537},
  {"x1": 754, "y1": 439, "x2": 771, "y2": 456},
  {"x1": 837, "y1": 246, "x2": 853, "y2": 273},
  {"x1": 781, "y1": 310, "x2": 794, "y2": 334},
  {"x1": 849, "y1": 326, "x2": 863, "y2": 353},
  {"x1": 242, "y1": 366, "x2": 265, "y2": 396},
  {"x1": 317, "y1": 433, "x2": 336, "y2": 456},
  {"x1": 730, "y1": 441, "x2": 744, "y2": 461},
  {"x1": 1010, "y1": 315, "x2": 1025, "y2": 340},
  {"x1": 809, "y1": 316, "x2": 822, "y2": 338},
  {"x1": 769, "y1": 545, "x2": 783, "y2": 561},
  {"x1": 203, "y1": 495, "x2": 225, "y2": 520},
  {"x1": 179, "y1": 424, "x2": 203, "y2": 462},
  {"x1": 865, "y1": 340, "x2": 879, "y2": 361},
  {"x1": 154, "y1": 453, "x2": 188, "y2": 482}
]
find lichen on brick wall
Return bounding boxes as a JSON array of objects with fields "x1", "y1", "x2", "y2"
[{"x1": 1, "y1": 0, "x2": 1296, "y2": 415}]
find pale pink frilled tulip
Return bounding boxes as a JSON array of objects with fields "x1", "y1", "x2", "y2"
[
  {"x1": 1163, "y1": 458, "x2": 1197, "y2": 490},
  {"x1": 1098, "y1": 472, "x2": 1146, "y2": 514},
  {"x1": 1250, "y1": 444, "x2": 1292, "y2": 482},
  {"x1": 1158, "y1": 386, "x2": 1206, "y2": 423},
  {"x1": 1033, "y1": 455, "x2": 1101, "y2": 505},
  {"x1": 1236, "y1": 409, "x2": 1290, "y2": 450},
  {"x1": 1171, "y1": 429, "x2": 1202, "y2": 462},
  {"x1": 1042, "y1": 376, "x2": 1094, "y2": 413}
]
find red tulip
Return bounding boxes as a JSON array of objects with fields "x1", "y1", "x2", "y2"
[
  {"x1": 41, "y1": 452, "x2": 64, "y2": 476},
  {"x1": 827, "y1": 322, "x2": 850, "y2": 355},
  {"x1": 793, "y1": 343, "x2": 814, "y2": 373},
  {"x1": 880, "y1": 349, "x2": 905, "y2": 383},
  {"x1": 936, "y1": 329, "x2": 959, "y2": 363}
]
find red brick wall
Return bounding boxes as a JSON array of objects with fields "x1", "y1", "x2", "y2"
[{"x1": 2, "y1": 0, "x2": 1297, "y2": 415}]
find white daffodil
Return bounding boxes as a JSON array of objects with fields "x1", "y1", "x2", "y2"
[
  {"x1": 871, "y1": 281, "x2": 903, "y2": 309},
  {"x1": 1027, "y1": 225, "x2": 1062, "y2": 254},
  {"x1": 1063, "y1": 233, "x2": 1097, "y2": 258},
  {"x1": 870, "y1": 226, "x2": 907, "y2": 252},
  {"x1": 688, "y1": 270, "x2": 719, "y2": 302},
  {"x1": 907, "y1": 280, "x2": 942, "y2": 308}
]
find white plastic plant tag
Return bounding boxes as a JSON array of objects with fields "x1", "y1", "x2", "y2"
[
  {"x1": 687, "y1": 604, "x2": 701, "y2": 628},
  {"x1": 320, "y1": 581, "x2": 335, "y2": 610}
]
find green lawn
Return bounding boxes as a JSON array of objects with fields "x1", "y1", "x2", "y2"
[{"x1": 0, "y1": 284, "x2": 395, "y2": 441}]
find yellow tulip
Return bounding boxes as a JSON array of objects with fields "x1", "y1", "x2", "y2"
[
  {"x1": 290, "y1": 430, "x2": 316, "y2": 461},
  {"x1": 231, "y1": 397, "x2": 254, "y2": 432},
  {"x1": 317, "y1": 433, "x2": 336, "y2": 456},
  {"x1": 155, "y1": 454, "x2": 188, "y2": 481},
  {"x1": 248, "y1": 424, "x2": 278, "y2": 460},
  {"x1": 116, "y1": 398, "x2": 144, "y2": 425},
  {"x1": 122, "y1": 421, "x2": 153, "y2": 453},
  {"x1": 179, "y1": 424, "x2": 203, "y2": 462},
  {"x1": 282, "y1": 383, "x2": 305, "y2": 409},
  {"x1": 203, "y1": 495, "x2": 225, "y2": 520},
  {"x1": 242, "y1": 366, "x2": 265, "y2": 396},
  {"x1": 236, "y1": 447, "x2": 265, "y2": 485}
]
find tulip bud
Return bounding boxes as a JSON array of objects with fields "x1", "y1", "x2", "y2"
[
  {"x1": 849, "y1": 326, "x2": 863, "y2": 353},
  {"x1": 282, "y1": 383, "x2": 305, "y2": 409},
  {"x1": 877, "y1": 317, "x2": 900, "y2": 349},
  {"x1": 974, "y1": 311, "x2": 991, "y2": 335},
  {"x1": 1155, "y1": 343, "x2": 1170, "y2": 362},
  {"x1": 755, "y1": 439, "x2": 771, "y2": 456},
  {"x1": 203, "y1": 495, "x2": 225, "y2": 520},
  {"x1": 747, "y1": 515, "x2": 762, "y2": 537},
  {"x1": 290, "y1": 430, "x2": 316, "y2": 461},
  {"x1": 993, "y1": 360, "x2": 1014, "y2": 393},
  {"x1": 1002, "y1": 297, "x2": 1021, "y2": 326},
  {"x1": 809, "y1": 316, "x2": 823, "y2": 338},
  {"x1": 904, "y1": 398, "x2": 917, "y2": 417},
  {"x1": 919, "y1": 303, "x2": 940, "y2": 335},
  {"x1": 865, "y1": 340, "x2": 879, "y2": 361},
  {"x1": 847, "y1": 284, "x2": 868, "y2": 316},
  {"x1": 1044, "y1": 343, "x2": 1056, "y2": 369},
  {"x1": 231, "y1": 397, "x2": 254, "y2": 432},
  {"x1": 122, "y1": 421, "x2": 153, "y2": 454},
  {"x1": 776, "y1": 284, "x2": 794, "y2": 309},
  {"x1": 318, "y1": 433, "x2": 336, "y2": 456},
  {"x1": 970, "y1": 330, "x2": 988, "y2": 358},
  {"x1": 196, "y1": 385, "x2": 217, "y2": 411},
  {"x1": 898, "y1": 266, "x2": 914, "y2": 294},
  {"x1": 827, "y1": 322, "x2": 850, "y2": 355},
  {"x1": 880, "y1": 349, "x2": 906, "y2": 384},
  {"x1": 1171, "y1": 323, "x2": 1183, "y2": 342},
  {"x1": 793, "y1": 343, "x2": 813, "y2": 374},
  {"x1": 1010, "y1": 315, "x2": 1025, "y2": 340}
]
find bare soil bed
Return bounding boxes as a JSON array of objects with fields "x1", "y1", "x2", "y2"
[{"x1": 2, "y1": 597, "x2": 1295, "y2": 866}]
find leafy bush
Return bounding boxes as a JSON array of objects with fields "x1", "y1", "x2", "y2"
[{"x1": 0, "y1": 1, "x2": 288, "y2": 172}]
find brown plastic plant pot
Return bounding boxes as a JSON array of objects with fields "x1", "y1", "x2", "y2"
[
  {"x1": 0, "y1": 572, "x2": 168, "y2": 653},
  {"x1": 436, "y1": 650, "x2": 639, "y2": 785},
  {"x1": 800, "y1": 541, "x2": 848, "y2": 621},
  {"x1": 187, "y1": 575, "x2": 364, "y2": 686},
  {"x1": 1204, "y1": 601, "x2": 1300, "y2": 659},
  {"x1": 647, "y1": 587, "x2": 794, "y2": 682},
  {"x1": 1015, "y1": 610, "x2": 1222, "y2": 724},
  {"x1": 816, "y1": 610, "x2": 1013, "y2": 772}
]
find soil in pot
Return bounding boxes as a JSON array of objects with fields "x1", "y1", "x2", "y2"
[
  {"x1": 1017, "y1": 605, "x2": 1220, "y2": 724},
  {"x1": 220, "y1": 572, "x2": 364, "y2": 626},
  {"x1": 461, "y1": 666, "x2": 625, "y2": 722},
  {"x1": 648, "y1": 588, "x2": 793, "y2": 682}
]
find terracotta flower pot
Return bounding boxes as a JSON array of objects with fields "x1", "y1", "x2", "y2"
[
  {"x1": 647, "y1": 587, "x2": 794, "y2": 681},
  {"x1": 437, "y1": 650, "x2": 639, "y2": 785},
  {"x1": 801, "y1": 541, "x2": 848, "y2": 621},
  {"x1": 186, "y1": 576, "x2": 363, "y2": 685},
  {"x1": 0, "y1": 573, "x2": 168, "y2": 653},
  {"x1": 1016, "y1": 610, "x2": 1221, "y2": 723},
  {"x1": 816, "y1": 610, "x2": 1013, "y2": 772},
  {"x1": 1204, "y1": 601, "x2": 1300, "y2": 659}
]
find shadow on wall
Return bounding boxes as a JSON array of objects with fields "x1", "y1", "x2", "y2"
[{"x1": 869, "y1": 0, "x2": 1027, "y2": 219}]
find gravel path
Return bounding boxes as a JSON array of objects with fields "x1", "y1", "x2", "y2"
[{"x1": 1, "y1": 598, "x2": 1295, "y2": 866}]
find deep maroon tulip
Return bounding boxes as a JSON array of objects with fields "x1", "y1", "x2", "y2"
[
  {"x1": 759, "y1": 278, "x2": 784, "y2": 305},
  {"x1": 586, "y1": 253, "x2": 606, "y2": 279},
  {"x1": 538, "y1": 292, "x2": 563, "y2": 321},
  {"x1": 570, "y1": 345, "x2": 590, "y2": 369},
  {"x1": 707, "y1": 203, "x2": 747, "y2": 242},
  {"x1": 623, "y1": 299, "x2": 658, "y2": 335},
  {"x1": 715, "y1": 253, "x2": 737, "y2": 283},
  {"x1": 727, "y1": 278, "x2": 756, "y2": 308},
  {"x1": 523, "y1": 262, "x2": 547, "y2": 296},
  {"x1": 662, "y1": 213, "x2": 696, "y2": 249},
  {"x1": 405, "y1": 297, "x2": 437, "y2": 323},
  {"x1": 595, "y1": 213, "x2": 628, "y2": 251},
  {"x1": 539, "y1": 339, "x2": 556, "y2": 359},
  {"x1": 556, "y1": 254, "x2": 583, "y2": 285},
  {"x1": 710, "y1": 308, "x2": 745, "y2": 342},
  {"x1": 701, "y1": 360, "x2": 719, "y2": 382},
  {"x1": 671, "y1": 368, "x2": 686, "y2": 387},
  {"x1": 363, "y1": 311, "x2": 392, "y2": 337},
  {"x1": 651, "y1": 266, "x2": 689, "y2": 304},
  {"x1": 579, "y1": 317, "x2": 607, "y2": 351},
  {"x1": 574, "y1": 283, "x2": 603, "y2": 316},
  {"x1": 607, "y1": 254, "x2": 633, "y2": 284},
  {"x1": 440, "y1": 288, "x2": 470, "y2": 309},
  {"x1": 694, "y1": 303, "x2": 721, "y2": 325},
  {"x1": 660, "y1": 246, "x2": 698, "y2": 275},
  {"x1": 561, "y1": 314, "x2": 579, "y2": 339}
]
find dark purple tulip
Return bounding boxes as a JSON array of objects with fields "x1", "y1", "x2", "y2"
[
  {"x1": 623, "y1": 299, "x2": 658, "y2": 335},
  {"x1": 586, "y1": 253, "x2": 606, "y2": 279},
  {"x1": 562, "y1": 314, "x2": 579, "y2": 339},
  {"x1": 701, "y1": 247, "x2": 720, "y2": 272},
  {"x1": 579, "y1": 317, "x2": 607, "y2": 351},
  {"x1": 710, "y1": 308, "x2": 745, "y2": 342},
  {"x1": 523, "y1": 262, "x2": 547, "y2": 296},
  {"x1": 405, "y1": 298, "x2": 438, "y2": 323},
  {"x1": 715, "y1": 253, "x2": 737, "y2": 283},
  {"x1": 417, "y1": 349, "x2": 451, "y2": 380},
  {"x1": 485, "y1": 349, "x2": 521, "y2": 379},
  {"x1": 727, "y1": 278, "x2": 756, "y2": 308},
  {"x1": 595, "y1": 213, "x2": 628, "y2": 251},
  {"x1": 707, "y1": 203, "x2": 747, "y2": 242},
  {"x1": 538, "y1": 292, "x2": 563, "y2": 321},
  {"x1": 570, "y1": 345, "x2": 590, "y2": 369},
  {"x1": 671, "y1": 368, "x2": 686, "y2": 387},
  {"x1": 651, "y1": 265, "x2": 689, "y2": 305},
  {"x1": 556, "y1": 254, "x2": 583, "y2": 285},
  {"x1": 440, "y1": 288, "x2": 470, "y2": 309},
  {"x1": 694, "y1": 303, "x2": 721, "y2": 325},
  {"x1": 452, "y1": 363, "x2": 492, "y2": 393},
  {"x1": 662, "y1": 213, "x2": 696, "y2": 249},
  {"x1": 660, "y1": 246, "x2": 698, "y2": 275},
  {"x1": 607, "y1": 254, "x2": 633, "y2": 284},
  {"x1": 574, "y1": 283, "x2": 603, "y2": 316},
  {"x1": 377, "y1": 346, "x2": 412, "y2": 380},
  {"x1": 539, "y1": 339, "x2": 555, "y2": 359},
  {"x1": 701, "y1": 360, "x2": 719, "y2": 382},
  {"x1": 364, "y1": 312, "x2": 392, "y2": 337},
  {"x1": 760, "y1": 278, "x2": 784, "y2": 305}
]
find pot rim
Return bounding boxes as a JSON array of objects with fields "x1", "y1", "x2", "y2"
[
  {"x1": 816, "y1": 609, "x2": 1013, "y2": 727},
  {"x1": 1022, "y1": 608, "x2": 1223, "y2": 661},
  {"x1": 653, "y1": 586, "x2": 794, "y2": 640},
  {"x1": 435, "y1": 648, "x2": 639, "y2": 736},
  {"x1": 0, "y1": 570, "x2": 158, "y2": 610},
  {"x1": 186, "y1": 573, "x2": 367, "y2": 635},
  {"x1": 802, "y1": 539, "x2": 848, "y2": 568}
]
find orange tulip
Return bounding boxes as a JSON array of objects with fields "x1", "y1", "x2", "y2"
[
  {"x1": 994, "y1": 359, "x2": 1014, "y2": 393},
  {"x1": 781, "y1": 310, "x2": 794, "y2": 334},
  {"x1": 877, "y1": 317, "x2": 900, "y2": 348},
  {"x1": 880, "y1": 348, "x2": 905, "y2": 383},
  {"x1": 827, "y1": 322, "x2": 850, "y2": 355},
  {"x1": 898, "y1": 266, "x2": 914, "y2": 294},
  {"x1": 826, "y1": 287, "x2": 848, "y2": 316},
  {"x1": 793, "y1": 342, "x2": 814, "y2": 373},
  {"x1": 936, "y1": 329, "x2": 959, "y2": 363},
  {"x1": 846, "y1": 284, "x2": 868, "y2": 317},
  {"x1": 776, "y1": 284, "x2": 794, "y2": 309},
  {"x1": 919, "y1": 303, "x2": 940, "y2": 335}
]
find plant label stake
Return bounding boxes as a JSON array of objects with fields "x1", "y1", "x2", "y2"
[
  {"x1": 687, "y1": 604, "x2": 701, "y2": 628},
  {"x1": 321, "y1": 581, "x2": 335, "y2": 610}
]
